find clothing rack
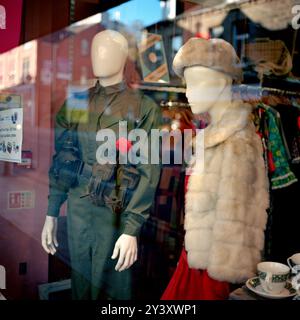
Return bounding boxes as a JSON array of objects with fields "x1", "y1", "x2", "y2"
[
  {"x1": 234, "y1": 84, "x2": 300, "y2": 100},
  {"x1": 160, "y1": 100, "x2": 190, "y2": 108},
  {"x1": 139, "y1": 83, "x2": 300, "y2": 98},
  {"x1": 138, "y1": 82, "x2": 300, "y2": 107},
  {"x1": 137, "y1": 83, "x2": 186, "y2": 93}
]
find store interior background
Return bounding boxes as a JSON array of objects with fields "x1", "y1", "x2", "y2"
[{"x1": 0, "y1": 0, "x2": 300, "y2": 299}]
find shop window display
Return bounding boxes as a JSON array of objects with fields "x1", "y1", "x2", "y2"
[{"x1": 0, "y1": 0, "x2": 300, "y2": 301}]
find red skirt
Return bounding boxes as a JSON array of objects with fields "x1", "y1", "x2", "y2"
[
  {"x1": 161, "y1": 248, "x2": 229, "y2": 300},
  {"x1": 161, "y1": 175, "x2": 230, "y2": 300}
]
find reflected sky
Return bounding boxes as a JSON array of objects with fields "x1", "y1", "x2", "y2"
[{"x1": 108, "y1": 0, "x2": 164, "y2": 27}]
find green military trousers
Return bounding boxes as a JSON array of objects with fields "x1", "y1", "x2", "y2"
[{"x1": 67, "y1": 181, "x2": 132, "y2": 300}]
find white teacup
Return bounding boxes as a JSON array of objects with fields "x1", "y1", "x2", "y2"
[
  {"x1": 287, "y1": 253, "x2": 300, "y2": 272},
  {"x1": 257, "y1": 262, "x2": 290, "y2": 294}
]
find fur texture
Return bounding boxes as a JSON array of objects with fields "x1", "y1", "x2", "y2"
[
  {"x1": 185, "y1": 100, "x2": 269, "y2": 284},
  {"x1": 173, "y1": 38, "x2": 243, "y2": 83}
]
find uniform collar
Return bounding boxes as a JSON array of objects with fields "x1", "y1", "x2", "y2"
[{"x1": 94, "y1": 80, "x2": 126, "y2": 95}]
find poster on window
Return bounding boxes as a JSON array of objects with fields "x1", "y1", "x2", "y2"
[
  {"x1": 66, "y1": 85, "x2": 89, "y2": 124},
  {"x1": 138, "y1": 33, "x2": 170, "y2": 83},
  {"x1": 0, "y1": 94, "x2": 23, "y2": 163}
]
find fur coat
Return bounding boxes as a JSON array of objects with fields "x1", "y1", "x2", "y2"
[{"x1": 185, "y1": 100, "x2": 269, "y2": 284}]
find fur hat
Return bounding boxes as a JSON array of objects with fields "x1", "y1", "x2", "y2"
[{"x1": 173, "y1": 38, "x2": 243, "y2": 83}]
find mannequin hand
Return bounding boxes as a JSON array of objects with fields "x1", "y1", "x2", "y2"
[
  {"x1": 41, "y1": 216, "x2": 58, "y2": 255},
  {"x1": 111, "y1": 234, "x2": 137, "y2": 272}
]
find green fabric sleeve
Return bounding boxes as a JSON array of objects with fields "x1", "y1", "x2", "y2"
[
  {"x1": 121, "y1": 95, "x2": 162, "y2": 236},
  {"x1": 46, "y1": 101, "x2": 72, "y2": 217},
  {"x1": 266, "y1": 106, "x2": 297, "y2": 189}
]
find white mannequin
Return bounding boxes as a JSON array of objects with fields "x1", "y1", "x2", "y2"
[
  {"x1": 41, "y1": 30, "x2": 137, "y2": 273},
  {"x1": 91, "y1": 30, "x2": 128, "y2": 87},
  {"x1": 177, "y1": 51, "x2": 268, "y2": 286},
  {"x1": 184, "y1": 65, "x2": 233, "y2": 121}
]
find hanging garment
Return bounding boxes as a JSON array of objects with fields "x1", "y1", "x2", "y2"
[
  {"x1": 275, "y1": 103, "x2": 300, "y2": 164},
  {"x1": 253, "y1": 102, "x2": 300, "y2": 261},
  {"x1": 253, "y1": 103, "x2": 297, "y2": 189}
]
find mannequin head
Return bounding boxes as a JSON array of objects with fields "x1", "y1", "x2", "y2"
[
  {"x1": 184, "y1": 66, "x2": 233, "y2": 123},
  {"x1": 91, "y1": 30, "x2": 129, "y2": 86}
]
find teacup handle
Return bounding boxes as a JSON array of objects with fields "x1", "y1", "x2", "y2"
[
  {"x1": 287, "y1": 257, "x2": 293, "y2": 270},
  {"x1": 265, "y1": 272, "x2": 273, "y2": 292}
]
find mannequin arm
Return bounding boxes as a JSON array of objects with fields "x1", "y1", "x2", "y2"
[
  {"x1": 111, "y1": 234, "x2": 137, "y2": 271},
  {"x1": 41, "y1": 216, "x2": 59, "y2": 255}
]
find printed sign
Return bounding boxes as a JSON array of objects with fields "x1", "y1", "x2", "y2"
[
  {"x1": 0, "y1": 94, "x2": 23, "y2": 163},
  {"x1": 7, "y1": 190, "x2": 35, "y2": 209},
  {"x1": 15, "y1": 150, "x2": 32, "y2": 169},
  {"x1": 0, "y1": 265, "x2": 5, "y2": 290},
  {"x1": 138, "y1": 33, "x2": 170, "y2": 83}
]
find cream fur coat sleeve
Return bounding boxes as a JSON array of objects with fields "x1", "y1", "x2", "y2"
[{"x1": 185, "y1": 100, "x2": 269, "y2": 284}]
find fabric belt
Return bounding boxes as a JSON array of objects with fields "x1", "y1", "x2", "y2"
[{"x1": 78, "y1": 161, "x2": 93, "y2": 184}]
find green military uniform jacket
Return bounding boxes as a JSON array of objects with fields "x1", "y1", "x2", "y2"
[{"x1": 47, "y1": 80, "x2": 162, "y2": 236}]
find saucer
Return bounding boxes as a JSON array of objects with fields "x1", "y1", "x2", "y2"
[{"x1": 246, "y1": 277, "x2": 297, "y2": 299}]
